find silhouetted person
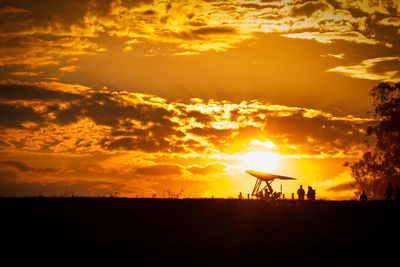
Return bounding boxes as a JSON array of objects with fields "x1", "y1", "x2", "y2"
[
  {"x1": 238, "y1": 192, "x2": 242, "y2": 199},
  {"x1": 385, "y1": 183, "x2": 394, "y2": 200},
  {"x1": 297, "y1": 185, "x2": 305, "y2": 200},
  {"x1": 395, "y1": 186, "x2": 400, "y2": 201},
  {"x1": 264, "y1": 188, "x2": 271, "y2": 199},
  {"x1": 360, "y1": 190, "x2": 368, "y2": 201},
  {"x1": 307, "y1": 186, "x2": 316, "y2": 200}
]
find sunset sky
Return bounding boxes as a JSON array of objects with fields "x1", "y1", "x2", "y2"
[{"x1": 1, "y1": 0, "x2": 399, "y2": 199}]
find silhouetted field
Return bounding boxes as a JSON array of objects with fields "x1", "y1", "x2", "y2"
[{"x1": 1, "y1": 198, "x2": 399, "y2": 266}]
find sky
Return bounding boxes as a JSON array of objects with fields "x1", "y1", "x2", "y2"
[{"x1": 0, "y1": 0, "x2": 399, "y2": 199}]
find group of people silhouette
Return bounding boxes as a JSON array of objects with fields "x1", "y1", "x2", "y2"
[
  {"x1": 238, "y1": 182, "x2": 400, "y2": 201},
  {"x1": 296, "y1": 185, "x2": 315, "y2": 200},
  {"x1": 360, "y1": 182, "x2": 400, "y2": 201}
]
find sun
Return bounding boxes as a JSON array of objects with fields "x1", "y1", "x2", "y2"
[{"x1": 243, "y1": 151, "x2": 279, "y2": 173}]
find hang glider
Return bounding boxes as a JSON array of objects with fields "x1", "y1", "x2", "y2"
[
  {"x1": 245, "y1": 170, "x2": 297, "y2": 200},
  {"x1": 245, "y1": 170, "x2": 296, "y2": 182}
]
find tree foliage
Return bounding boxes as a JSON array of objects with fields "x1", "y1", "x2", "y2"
[{"x1": 350, "y1": 82, "x2": 400, "y2": 199}]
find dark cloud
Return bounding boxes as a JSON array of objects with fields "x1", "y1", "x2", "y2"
[
  {"x1": 185, "y1": 21, "x2": 208, "y2": 27},
  {"x1": 367, "y1": 58, "x2": 400, "y2": 75},
  {"x1": 0, "y1": 83, "x2": 186, "y2": 154},
  {"x1": 0, "y1": 160, "x2": 57, "y2": 173},
  {"x1": 0, "y1": 0, "x2": 152, "y2": 33},
  {"x1": 0, "y1": 140, "x2": 11, "y2": 147},
  {"x1": 180, "y1": 110, "x2": 213, "y2": 124},
  {"x1": 148, "y1": 125, "x2": 185, "y2": 138},
  {"x1": 0, "y1": 160, "x2": 34, "y2": 171},
  {"x1": 143, "y1": 9, "x2": 156, "y2": 15},
  {"x1": 175, "y1": 139, "x2": 207, "y2": 153},
  {"x1": 190, "y1": 26, "x2": 236, "y2": 35},
  {"x1": 83, "y1": 103, "x2": 137, "y2": 127},
  {"x1": 0, "y1": 6, "x2": 31, "y2": 14},
  {"x1": 55, "y1": 105, "x2": 84, "y2": 125},
  {"x1": 0, "y1": 103, "x2": 44, "y2": 128},
  {"x1": 187, "y1": 162, "x2": 225, "y2": 175},
  {"x1": 107, "y1": 136, "x2": 175, "y2": 153},
  {"x1": 240, "y1": 3, "x2": 273, "y2": 9},
  {"x1": 108, "y1": 137, "x2": 136, "y2": 150},
  {"x1": 187, "y1": 127, "x2": 233, "y2": 138},
  {"x1": 85, "y1": 93, "x2": 175, "y2": 127},
  {"x1": 170, "y1": 26, "x2": 237, "y2": 40},
  {"x1": 49, "y1": 91, "x2": 177, "y2": 127},
  {"x1": 261, "y1": 113, "x2": 372, "y2": 153},
  {"x1": 134, "y1": 138, "x2": 170, "y2": 153},
  {"x1": 111, "y1": 128, "x2": 148, "y2": 137},
  {"x1": 135, "y1": 164, "x2": 183, "y2": 176},
  {"x1": 291, "y1": 0, "x2": 329, "y2": 17},
  {"x1": 186, "y1": 127, "x2": 234, "y2": 150},
  {"x1": 0, "y1": 0, "x2": 154, "y2": 44},
  {"x1": 0, "y1": 84, "x2": 82, "y2": 101}
]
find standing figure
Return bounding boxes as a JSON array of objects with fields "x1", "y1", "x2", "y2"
[
  {"x1": 297, "y1": 185, "x2": 305, "y2": 200},
  {"x1": 307, "y1": 186, "x2": 316, "y2": 200},
  {"x1": 385, "y1": 183, "x2": 394, "y2": 200},
  {"x1": 360, "y1": 190, "x2": 368, "y2": 201}
]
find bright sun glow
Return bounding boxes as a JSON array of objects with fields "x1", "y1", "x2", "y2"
[{"x1": 243, "y1": 152, "x2": 279, "y2": 173}]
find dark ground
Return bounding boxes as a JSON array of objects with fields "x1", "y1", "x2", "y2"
[{"x1": 1, "y1": 198, "x2": 399, "y2": 266}]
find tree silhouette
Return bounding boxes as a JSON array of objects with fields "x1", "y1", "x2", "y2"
[{"x1": 349, "y1": 82, "x2": 400, "y2": 199}]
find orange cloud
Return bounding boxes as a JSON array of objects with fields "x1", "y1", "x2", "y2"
[
  {"x1": 0, "y1": 81, "x2": 375, "y2": 158},
  {"x1": 281, "y1": 31, "x2": 383, "y2": 46},
  {"x1": 0, "y1": 6, "x2": 30, "y2": 14},
  {"x1": 187, "y1": 162, "x2": 227, "y2": 176},
  {"x1": 0, "y1": 0, "x2": 398, "y2": 69},
  {"x1": 0, "y1": 81, "x2": 377, "y2": 198},
  {"x1": 59, "y1": 65, "x2": 79, "y2": 72},
  {"x1": 327, "y1": 57, "x2": 400, "y2": 82},
  {"x1": 0, "y1": 36, "x2": 105, "y2": 68},
  {"x1": 9, "y1": 71, "x2": 41, "y2": 76}
]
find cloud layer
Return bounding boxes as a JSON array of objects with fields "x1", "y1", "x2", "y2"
[
  {"x1": 0, "y1": 82, "x2": 375, "y2": 156},
  {"x1": 1, "y1": 0, "x2": 398, "y2": 68},
  {"x1": 0, "y1": 81, "x2": 375, "y2": 197}
]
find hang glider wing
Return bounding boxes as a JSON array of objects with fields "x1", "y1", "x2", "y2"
[{"x1": 245, "y1": 170, "x2": 297, "y2": 182}]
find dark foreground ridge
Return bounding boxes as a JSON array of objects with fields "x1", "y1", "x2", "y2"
[{"x1": 1, "y1": 198, "x2": 399, "y2": 266}]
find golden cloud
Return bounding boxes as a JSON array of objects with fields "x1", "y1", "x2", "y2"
[
  {"x1": 0, "y1": 80, "x2": 378, "y2": 198},
  {"x1": 327, "y1": 56, "x2": 400, "y2": 82},
  {"x1": 9, "y1": 71, "x2": 41, "y2": 76},
  {"x1": 281, "y1": 31, "x2": 384, "y2": 46},
  {"x1": 0, "y1": 0, "x2": 398, "y2": 68},
  {"x1": 59, "y1": 65, "x2": 79, "y2": 72},
  {"x1": 0, "y1": 36, "x2": 105, "y2": 68},
  {"x1": 0, "y1": 81, "x2": 375, "y2": 159},
  {"x1": 0, "y1": 6, "x2": 30, "y2": 14}
]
